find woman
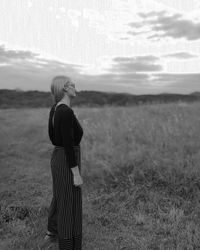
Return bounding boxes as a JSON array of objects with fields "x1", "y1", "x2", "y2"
[{"x1": 42, "y1": 75, "x2": 84, "y2": 250}]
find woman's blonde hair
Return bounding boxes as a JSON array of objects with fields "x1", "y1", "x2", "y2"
[{"x1": 50, "y1": 75, "x2": 71, "y2": 104}]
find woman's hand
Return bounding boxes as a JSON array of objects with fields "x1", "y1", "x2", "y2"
[
  {"x1": 71, "y1": 166, "x2": 83, "y2": 187},
  {"x1": 73, "y1": 173, "x2": 83, "y2": 187}
]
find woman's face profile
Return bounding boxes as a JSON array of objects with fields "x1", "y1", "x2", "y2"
[{"x1": 66, "y1": 81, "x2": 76, "y2": 98}]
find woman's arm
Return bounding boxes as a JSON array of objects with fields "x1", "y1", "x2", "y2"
[
  {"x1": 60, "y1": 107, "x2": 78, "y2": 169},
  {"x1": 48, "y1": 107, "x2": 55, "y2": 143}
]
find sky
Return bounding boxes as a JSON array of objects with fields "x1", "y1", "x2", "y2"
[{"x1": 0, "y1": 0, "x2": 200, "y2": 94}]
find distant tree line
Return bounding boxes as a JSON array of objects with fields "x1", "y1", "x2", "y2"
[{"x1": 0, "y1": 89, "x2": 200, "y2": 108}]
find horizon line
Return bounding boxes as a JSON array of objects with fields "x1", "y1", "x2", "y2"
[{"x1": 0, "y1": 88, "x2": 199, "y2": 96}]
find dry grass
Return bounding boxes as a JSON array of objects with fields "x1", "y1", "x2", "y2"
[{"x1": 1, "y1": 102, "x2": 200, "y2": 249}]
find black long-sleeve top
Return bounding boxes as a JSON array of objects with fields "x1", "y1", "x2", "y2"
[{"x1": 48, "y1": 103, "x2": 84, "y2": 168}]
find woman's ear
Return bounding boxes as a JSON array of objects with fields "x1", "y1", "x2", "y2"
[{"x1": 63, "y1": 86, "x2": 68, "y2": 92}]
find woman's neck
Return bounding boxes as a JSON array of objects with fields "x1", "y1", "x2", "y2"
[{"x1": 57, "y1": 95, "x2": 71, "y2": 107}]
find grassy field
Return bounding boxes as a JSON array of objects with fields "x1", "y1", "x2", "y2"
[{"x1": 1, "y1": 102, "x2": 200, "y2": 250}]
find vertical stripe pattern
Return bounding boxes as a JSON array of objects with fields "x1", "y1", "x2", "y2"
[
  {"x1": 58, "y1": 238, "x2": 73, "y2": 250},
  {"x1": 58, "y1": 234, "x2": 82, "y2": 250},
  {"x1": 47, "y1": 145, "x2": 82, "y2": 250}
]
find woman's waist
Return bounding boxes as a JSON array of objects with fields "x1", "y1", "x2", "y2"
[{"x1": 54, "y1": 144, "x2": 80, "y2": 150}]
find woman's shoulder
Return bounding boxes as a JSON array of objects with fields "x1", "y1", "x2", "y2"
[{"x1": 56, "y1": 104, "x2": 75, "y2": 117}]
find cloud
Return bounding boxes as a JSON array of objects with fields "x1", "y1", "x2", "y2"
[
  {"x1": 107, "y1": 55, "x2": 162, "y2": 73},
  {"x1": 0, "y1": 44, "x2": 84, "y2": 90},
  {"x1": 163, "y1": 52, "x2": 198, "y2": 59},
  {"x1": 113, "y1": 55, "x2": 159, "y2": 63},
  {"x1": 74, "y1": 70, "x2": 200, "y2": 94},
  {"x1": 127, "y1": 11, "x2": 200, "y2": 41},
  {"x1": 75, "y1": 55, "x2": 200, "y2": 93},
  {"x1": 150, "y1": 73, "x2": 200, "y2": 92},
  {"x1": 74, "y1": 71, "x2": 152, "y2": 94},
  {"x1": 0, "y1": 45, "x2": 39, "y2": 63},
  {"x1": 0, "y1": 45, "x2": 199, "y2": 94},
  {"x1": 75, "y1": 56, "x2": 200, "y2": 93},
  {"x1": 138, "y1": 10, "x2": 167, "y2": 19}
]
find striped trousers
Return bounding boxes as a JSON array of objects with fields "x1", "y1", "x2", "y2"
[{"x1": 47, "y1": 145, "x2": 82, "y2": 250}]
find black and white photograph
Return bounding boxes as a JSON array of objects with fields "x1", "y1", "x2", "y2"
[{"x1": 1, "y1": 0, "x2": 200, "y2": 249}]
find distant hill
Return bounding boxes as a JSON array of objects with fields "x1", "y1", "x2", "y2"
[
  {"x1": 0, "y1": 89, "x2": 200, "y2": 108},
  {"x1": 190, "y1": 91, "x2": 200, "y2": 96}
]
